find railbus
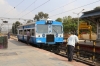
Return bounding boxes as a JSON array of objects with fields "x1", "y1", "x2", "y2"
[{"x1": 17, "y1": 19, "x2": 63, "y2": 52}]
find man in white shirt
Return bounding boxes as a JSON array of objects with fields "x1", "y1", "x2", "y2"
[{"x1": 67, "y1": 32, "x2": 79, "y2": 62}]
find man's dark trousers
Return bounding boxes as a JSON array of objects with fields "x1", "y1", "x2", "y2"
[{"x1": 67, "y1": 45, "x2": 74, "y2": 61}]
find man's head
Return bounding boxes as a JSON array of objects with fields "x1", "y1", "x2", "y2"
[
  {"x1": 67, "y1": 32, "x2": 73, "y2": 37},
  {"x1": 68, "y1": 31, "x2": 74, "y2": 35}
]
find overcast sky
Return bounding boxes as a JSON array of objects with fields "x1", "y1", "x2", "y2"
[{"x1": 0, "y1": 0, "x2": 100, "y2": 25}]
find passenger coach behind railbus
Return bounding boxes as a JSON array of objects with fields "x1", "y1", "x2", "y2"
[{"x1": 17, "y1": 19, "x2": 63, "y2": 48}]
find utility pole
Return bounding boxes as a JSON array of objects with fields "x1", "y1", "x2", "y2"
[{"x1": 73, "y1": 9, "x2": 84, "y2": 36}]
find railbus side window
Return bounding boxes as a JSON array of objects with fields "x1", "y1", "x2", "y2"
[
  {"x1": 19, "y1": 30, "x2": 21, "y2": 35},
  {"x1": 32, "y1": 29, "x2": 35, "y2": 36},
  {"x1": 98, "y1": 29, "x2": 100, "y2": 33},
  {"x1": 19, "y1": 30, "x2": 20, "y2": 34},
  {"x1": 19, "y1": 30, "x2": 22, "y2": 35},
  {"x1": 17, "y1": 29, "x2": 19, "y2": 34},
  {"x1": 27, "y1": 29, "x2": 31, "y2": 36},
  {"x1": 20, "y1": 30, "x2": 21, "y2": 35},
  {"x1": 27, "y1": 29, "x2": 31, "y2": 32},
  {"x1": 21, "y1": 30, "x2": 23, "y2": 35},
  {"x1": 22, "y1": 30, "x2": 24, "y2": 35},
  {"x1": 24, "y1": 30, "x2": 26, "y2": 35},
  {"x1": 98, "y1": 22, "x2": 100, "y2": 27},
  {"x1": 29, "y1": 29, "x2": 31, "y2": 35}
]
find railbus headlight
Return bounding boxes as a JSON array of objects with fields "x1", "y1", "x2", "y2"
[
  {"x1": 42, "y1": 34, "x2": 45, "y2": 37},
  {"x1": 56, "y1": 34, "x2": 58, "y2": 37},
  {"x1": 38, "y1": 35, "x2": 40, "y2": 37}
]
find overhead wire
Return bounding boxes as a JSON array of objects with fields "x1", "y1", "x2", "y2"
[
  {"x1": 14, "y1": 0, "x2": 25, "y2": 8},
  {"x1": 50, "y1": 0, "x2": 100, "y2": 17},
  {"x1": 48, "y1": 0, "x2": 77, "y2": 13},
  {"x1": 15, "y1": 0, "x2": 37, "y2": 17},
  {"x1": 20, "y1": 0, "x2": 50, "y2": 18},
  {"x1": 2, "y1": 0, "x2": 25, "y2": 17},
  {"x1": 0, "y1": 17, "x2": 31, "y2": 20}
]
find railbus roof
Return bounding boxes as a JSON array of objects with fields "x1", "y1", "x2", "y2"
[{"x1": 18, "y1": 22, "x2": 35, "y2": 27}]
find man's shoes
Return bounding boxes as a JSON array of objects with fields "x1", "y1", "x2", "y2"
[
  {"x1": 68, "y1": 60, "x2": 72, "y2": 62},
  {"x1": 68, "y1": 60, "x2": 75, "y2": 62},
  {"x1": 27, "y1": 44, "x2": 29, "y2": 45}
]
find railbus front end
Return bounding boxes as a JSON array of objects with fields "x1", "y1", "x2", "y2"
[{"x1": 35, "y1": 19, "x2": 63, "y2": 45}]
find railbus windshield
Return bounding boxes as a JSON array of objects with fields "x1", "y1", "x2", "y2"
[
  {"x1": 52, "y1": 25, "x2": 62, "y2": 34},
  {"x1": 37, "y1": 25, "x2": 48, "y2": 33}
]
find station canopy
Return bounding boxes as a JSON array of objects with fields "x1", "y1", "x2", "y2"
[{"x1": 80, "y1": 9, "x2": 100, "y2": 23}]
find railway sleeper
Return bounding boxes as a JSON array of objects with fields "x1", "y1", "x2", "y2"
[{"x1": 74, "y1": 50, "x2": 93, "y2": 60}]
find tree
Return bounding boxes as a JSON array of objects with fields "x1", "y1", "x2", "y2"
[
  {"x1": 34, "y1": 12, "x2": 49, "y2": 21},
  {"x1": 12, "y1": 21, "x2": 22, "y2": 34},
  {"x1": 56, "y1": 18, "x2": 62, "y2": 22},
  {"x1": 44, "y1": 13, "x2": 49, "y2": 19},
  {"x1": 38, "y1": 12, "x2": 44, "y2": 19},
  {"x1": 63, "y1": 16, "x2": 76, "y2": 33},
  {"x1": 94, "y1": 6, "x2": 100, "y2": 10},
  {"x1": 34, "y1": 15, "x2": 39, "y2": 21},
  {"x1": 56, "y1": 16, "x2": 79, "y2": 34},
  {"x1": 26, "y1": 20, "x2": 33, "y2": 24}
]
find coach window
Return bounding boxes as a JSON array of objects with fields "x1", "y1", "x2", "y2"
[
  {"x1": 22, "y1": 30, "x2": 23, "y2": 35},
  {"x1": 27, "y1": 29, "x2": 31, "y2": 35},
  {"x1": 20, "y1": 30, "x2": 21, "y2": 35},
  {"x1": 27, "y1": 29, "x2": 31, "y2": 33},
  {"x1": 28, "y1": 29, "x2": 32, "y2": 34},
  {"x1": 32, "y1": 29, "x2": 35, "y2": 36},
  {"x1": 19, "y1": 30, "x2": 21, "y2": 34},
  {"x1": 98, "y1": 34, "x2": 100, "y2": 39},
  {"x1": 19, "y1": 30, "x2": 20, "y2": 34},
  {"x1": 98, "y1": 22, "x2": 100, "y2": 27},
  {"x1": 98, "y1": 29, "x2": 100, "y2": 33},
  {"x1": 21, "y1": 30, "x2": 23, "y2": 35},
  {"x1": 19, "y1": 30, "x2": 22, "y2": 35},
  {"x1": 24, "y1": 30, "x2": 26, "y2": 35}
]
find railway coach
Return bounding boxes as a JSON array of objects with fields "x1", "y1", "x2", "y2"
[{"x1": 17, "y1": 19, "x2": 63, "y2": 49}]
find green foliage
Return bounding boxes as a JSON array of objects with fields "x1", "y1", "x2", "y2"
[
  {"x1": 94, "y1": 6, "x2": 100, "y2": 10},
  {"x1": 34, "y1": 12, "x2": 49, "y2": 21},
  {"x1": 27, "y1": 20, "x2": 33, "y2": 24},
  {"x1": 62, "y1": 7, "x2": 98, "y2": 34},
  {"x1": 55, "y1": 16, "x2": 88, "y2": 34},
  {"x1": 56, "y1": 18, "x2": 62, "y2": 22},
  {"x1": 62, "y1": 16, "x2": 78, "y2": 33},
  {"x1": 12, "y1": 21, "x2": 22, "y2": 34}
]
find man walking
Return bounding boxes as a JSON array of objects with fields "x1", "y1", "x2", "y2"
[{"x1": 67, "y1": 32, "x2": 79, "y2": 62}]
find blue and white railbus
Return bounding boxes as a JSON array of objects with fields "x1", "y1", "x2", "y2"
[{"x1": 17, "y1": 19, "x2": 63, "y2": 51}]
